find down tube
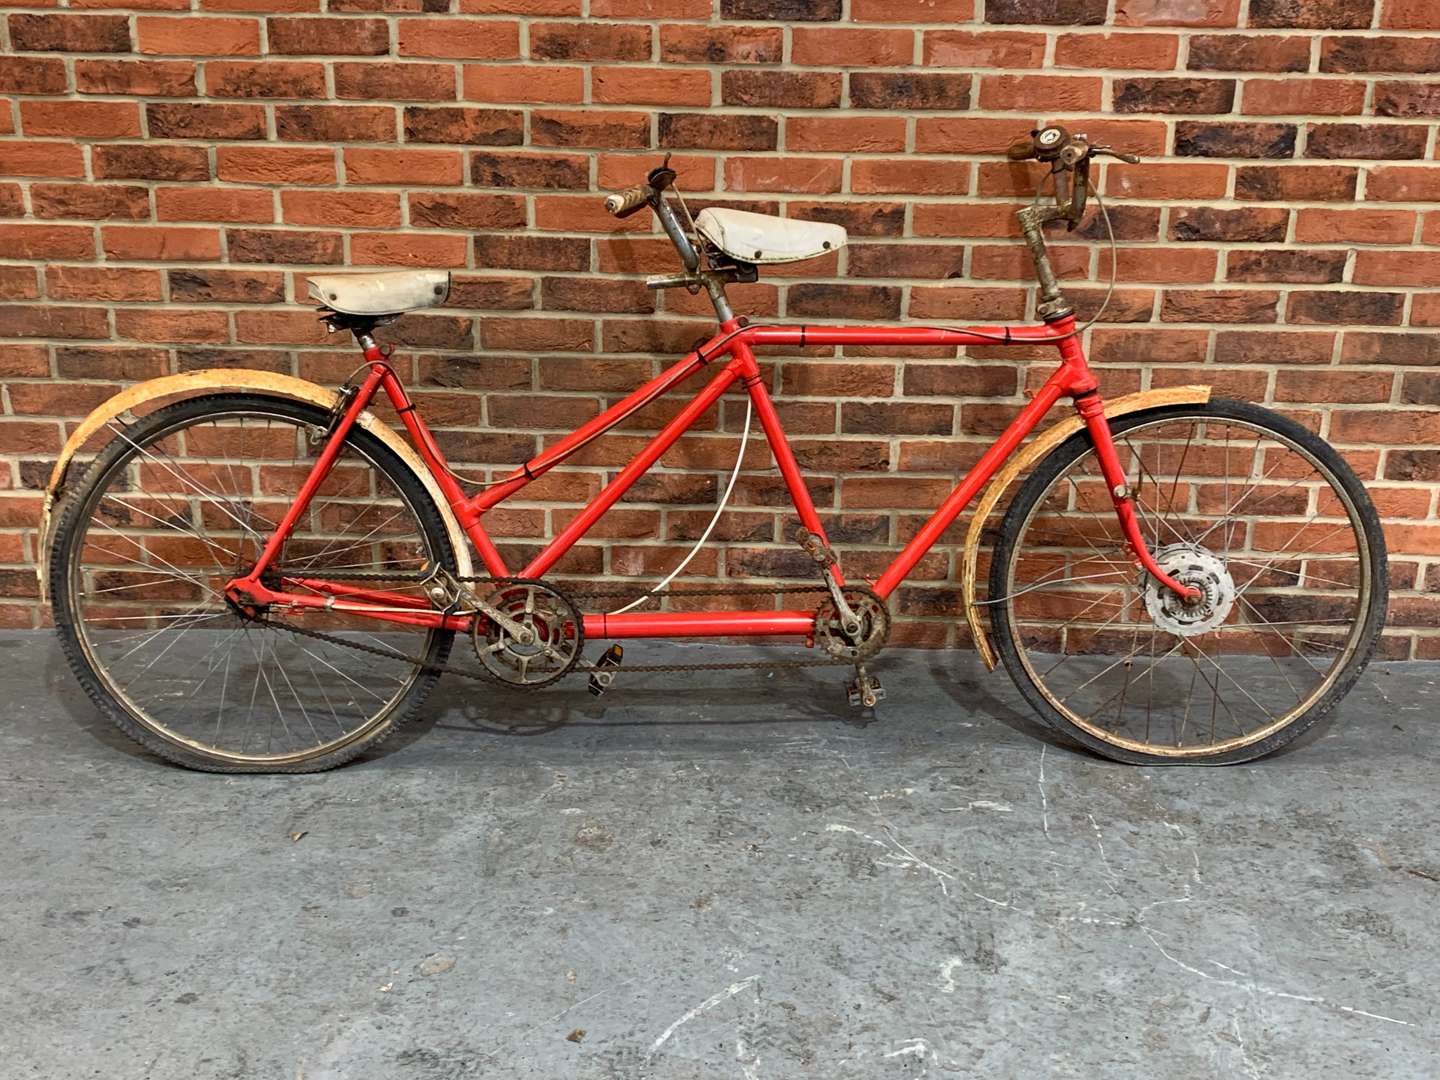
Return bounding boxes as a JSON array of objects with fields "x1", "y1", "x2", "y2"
[
  {"x1": 521, "y1": 361, "x2": 743, "y2": 579},
  {"x1": 871, "y1": 377, "x2": 1068, "y2": 599}
]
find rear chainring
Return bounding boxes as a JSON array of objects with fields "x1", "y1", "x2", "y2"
[{"x1": 813, "y1": 586, "x2": 890, "y2": 661}]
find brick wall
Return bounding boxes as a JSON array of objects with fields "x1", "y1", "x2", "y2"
[{"x1": 2, "y1": 0, "x2": 1438, "y2": 656}]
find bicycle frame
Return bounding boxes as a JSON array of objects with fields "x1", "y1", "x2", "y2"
[{"x1": 228, "y1": 311, "x2": 1199, "y2": 640}]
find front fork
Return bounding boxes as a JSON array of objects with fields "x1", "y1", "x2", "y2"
[{"x1": 1074, "y1": 390, "x2": 1201, "y2": 604}]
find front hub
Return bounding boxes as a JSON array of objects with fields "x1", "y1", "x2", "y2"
[{"x1": 1141, "y1": 544, "x2": 1236, "y2": 637}]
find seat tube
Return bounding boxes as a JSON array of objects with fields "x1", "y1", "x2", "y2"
[{"x1": 730, "y1": 336, "x2": 835, "y2": 549}]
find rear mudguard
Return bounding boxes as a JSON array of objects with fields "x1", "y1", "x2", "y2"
[
  {"x1": 962, "y1": 384, "x2": 1212, "y2": 671},
  {"x1": 36, "y1": 369, "x2": 474, "y2": 603}
]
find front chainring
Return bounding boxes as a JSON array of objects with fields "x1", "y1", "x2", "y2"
[
  {"x1": 473, "y1": 580, "x2": 584, "y2": 688},
  {"x1": 813, "y1": 586, "x2": 890, "y2": 661}
]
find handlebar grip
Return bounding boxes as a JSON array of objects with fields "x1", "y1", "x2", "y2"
[
  {"x1": 603, "y1": 184, "x2": 653, "y2": 218},
  {"x1": 1006, "y1": 136, "x2": 1036, "y2": 161}
]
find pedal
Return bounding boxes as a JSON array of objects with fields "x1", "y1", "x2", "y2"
[
  {"x1": 587, "y1": 643, "x2": 623, "y2": 697},
  {"x1": 846, "y1": 667, "x2": 885, "y2": 709},
  {"x1": 791, "y1": 524, "x2": 837, "y2": 568}
]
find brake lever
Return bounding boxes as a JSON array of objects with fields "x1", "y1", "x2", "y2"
[{"x1": 1091, "y1": 146, "x2": 1141, "y2": 164}]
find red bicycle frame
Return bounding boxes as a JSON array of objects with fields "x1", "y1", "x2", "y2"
[{"x1": 228, "y1": 311, "x2": 1198, "y2": 640}]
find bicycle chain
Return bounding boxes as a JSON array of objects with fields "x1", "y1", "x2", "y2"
[{"x1": 253, "y1": 570, "x2": 862, "y2": 684}]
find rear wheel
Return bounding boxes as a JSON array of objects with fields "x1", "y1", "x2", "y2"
[
  {"x1": 50, "y1": 393, "x2": 455, "y2": 773},
  {"x1": 988, "y1": 398, "x2": 1387, "y2": 764}
]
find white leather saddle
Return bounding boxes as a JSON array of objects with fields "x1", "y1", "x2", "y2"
[
  {"x1": 306, "y1": 270, "x2": 450, "y2": 316},
  {"x1": 695, "y1": 207, "x2": 847, "y2": 265}
]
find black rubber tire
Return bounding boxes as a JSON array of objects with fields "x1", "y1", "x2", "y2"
[
  {"x1": 49, "y1": 393, "x2": 456, "y2": 773},
  {"x1": 988, "y1": 398, "x2": 1388, "y2": 765}
]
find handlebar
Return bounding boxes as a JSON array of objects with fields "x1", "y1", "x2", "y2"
[
  {"x1": 604, "y1": 183, "x2": 652, "y2": 219},
  {"x1": 1006, "y1": 124, "x2": 1140, "y2": 168}
]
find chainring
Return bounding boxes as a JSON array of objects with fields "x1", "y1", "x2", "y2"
[
  {"x1": 473, "y1": 579, "x2": 584, "y2": 688},
  {"x1": 813, "y1": 586, "x2": 890, "y2": 661}
]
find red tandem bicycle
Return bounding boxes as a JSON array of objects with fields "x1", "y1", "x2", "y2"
[{"x1": 42, "y1": 127, "x2": 1388, "y2": 771}]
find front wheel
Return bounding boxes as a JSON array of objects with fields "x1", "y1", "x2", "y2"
[
  {"x1": 988, "y1": 398, "x2": 1387, "y2": 765},
  {"x1": 49, "y1": 393, "x2": 456, "y2": 773}
]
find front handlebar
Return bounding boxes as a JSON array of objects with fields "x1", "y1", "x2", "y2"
[{"x1": 1007, "y1": 124, "x2": 1141, "y2": 168}]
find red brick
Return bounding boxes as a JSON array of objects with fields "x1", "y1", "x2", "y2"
[
  {"x1": 0, "y1": 57, "x2": 67, "y2": 96},
  {"x1": 93, "y1": 144, "x2": 210, "y2": 181},
  {"x1": 205, "y1": 60, "x2": 326, "y2": 98},
  {"x1": 1244, "y1": 79, "x2": 1367, "y2": 116},
  {"x1": 851, "y1": 0, "x2": 971, "y2": 20},
  {"x1": 1295, "y1": 208, "x2": 1416, "y2": 244},
  {"x1": 594, "y1": 68, "x2": 711, "y2": 107},
  {"x1": 463, "y1": 66, "x2": 583, "y2": 104},
  {"x1": 349, "y1": 232, "x2": 468, "y2": 267},
  {"x1": 531, "y1": 21, "x2": 649, "y2": 61},
  {"x1": 217, "y1": 145, "x2": 335, "y2": 184},
  {"x1": 1113, "y1": 0, "x2": 1241, "y2": 25},
  {"x1": 0, "y1": 142, "x2": 86, "y2": 179},
  {"x1": 398, "y1": 19, "x2": 519, "y2": 58},
  {"x1": 1321, "y1": 35, "x2": 1440, "y2": 73},
  {"x1": 1113, "y1": 76, "x2": 1235, "y2": 113},
  {"x1": 1055, "y1": 32, "x2": 1180, "y2": 69},
  {"x1": 281, "y1": 190, "x2": 401, "y2": 228},
  {"x1": 410, "y1": 191, "x2": 526, "y2": 229},
  {"x1": 334, "y1": 62, "x2": 456, "y2": 102},
  {"x1": 850, "y1": 158, "x2": 969, "y2": 195},
  {"x1": 980, "y1": 74, "x2": 1103, "y2": 111},
  {"x1": 1367, "y1": 166, "x2": 1440, "y2": 202},
  {"x1": 1354, "y1": 250, "x2": 1440, "y2": 287},
  {"x1": 0, "y1": 307, "x2": 109, "y2": 340},
  {"x1": 102, "y1": 225, "x2": 222, "y2": 261},
  {"x1": 1236, "y1": 164, "x2": 1358, "y2": 201},
  {"x1": 31, "y1": 183, "x2": 149, "y2": 221},
  {"x1": 1250, "y1": 0, "x2": 1373, "y2": 29},
  {"x1": 852, "y1": 72, "x2": 971, "y2": 111},
  {"x1": 147, "y1": 102, "x2": 267, "y2": 139},
  {"x1": 403, "y1": 106, "x2": 523, "y2": 146},
  {"x1": 1382, "y1": 0, "x2": 1440, "y2": 28},
  {"x1": 346, "y1": 147, "x2": 462, "y2": 185},
  {"x1": 1307, "y1": 123, "x2": 1428, "y2": 159},
  {"x1": 9, "y1": 13, "x2": 132, "y2": 52},
  {"x1": 1188, "y1": 34, "x2": 1311, "y2": 71},
  {"x1": 48, "y1": 266, "x2": 164, "y2": 303},
  {"x1": 591, "y1": 0, "x2": 708, "y2": 14},
  {"x1": 75, "y1": 59, "x2": 196, "y2": 96},
  {"x1": 724, "y1": 156, "x2": 843, "y2": 194},
  {"x1": 274, "y1": 103, "x2": 395, "y2": 142},
  {"x1": 137, "y1": 16, "x2": 260, "y2": 55},
  {"x1": 115, "y1": 309, "x2": 230, "y2": 343},
  {"x1": 792, "y1": 27, "x2": 913, "y2": 67},
  {"x1": 0, "y1": 225, "x2": 95, "y2": 261},
  {"x1": 722, "y1": 71, "x2": 841, "y2": 109},
  {"x1": 20, "y1": 100, "x2": 142, "y2": 138},
  {"x1": 659, "y1": 24, "x2": 781, "y2": 64},
  {"x1": 475, "y1": 151, "x2": 589, "y2": 189},
  {"x1": 926, "y1": 30, "x2": 1046, "y2": 68},
  {"x1": 1106, "y1": 163, "x2": 1229, "y2": 200},
  {"x1": 227, "y1": 228, "x2": 343, "y2": 264},
  {"x1": 156, "y1": 187, "x2": 274, "y2": 224},
  {"x1": 269, "y1": 17, "x2": 388, "y2": 55},
  {"x1": 1287, "y1": 291, "x2": 1406, "y2": 325},
  {"x1": 788, "y1": 116, "x2": 906, "y2": 153}
]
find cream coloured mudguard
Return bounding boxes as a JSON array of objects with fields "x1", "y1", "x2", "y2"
[
  {"x1": 963, "y1": 384, "x2": 1211, "y2": 671},
  {"x1": 37, "y1": 369, "x2": 473, "y2": 603}
]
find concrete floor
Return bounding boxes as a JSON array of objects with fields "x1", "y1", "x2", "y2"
[{"x1": 1, "y1": 629, "x2": 1437, "y2": 1080}]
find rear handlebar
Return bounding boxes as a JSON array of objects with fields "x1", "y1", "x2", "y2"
[{"x1": 603, "y1": 183, "x2": 652, "y2": 218}]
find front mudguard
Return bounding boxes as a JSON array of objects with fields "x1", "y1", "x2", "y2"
[
  {"x1": 36, "y1": 369, "x2": 474, "y2": 603},
  {"x1": 961, "y1": 384, "x2": 1212, "y2": 670}
]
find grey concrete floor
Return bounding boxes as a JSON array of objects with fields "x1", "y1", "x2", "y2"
[{"x1": 1, "y1": 629, "x2": 1437, "y2": 1079}]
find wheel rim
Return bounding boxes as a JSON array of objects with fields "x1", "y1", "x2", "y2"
[
  {"x1": 1001, "y1": 413, "x2": 1374, "y2": 758},
  {"x1": 65, "y1": 406, "x2": 442, "y2": 765}
]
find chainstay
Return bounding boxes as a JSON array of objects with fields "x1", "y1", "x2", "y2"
[{"x1": 256, "y1": 570, "x2": 863, "y2": 679}]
